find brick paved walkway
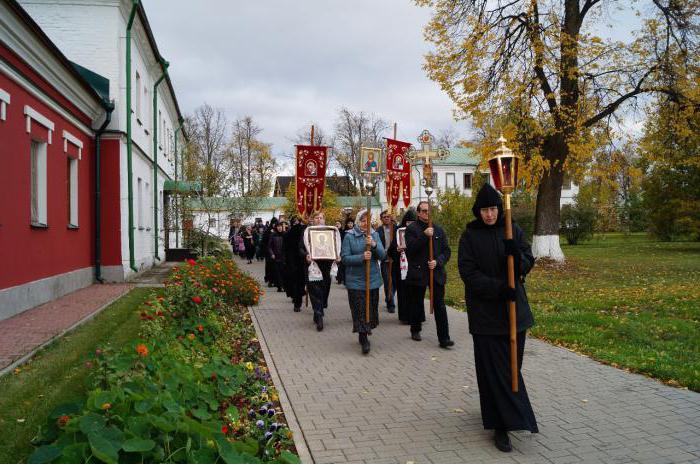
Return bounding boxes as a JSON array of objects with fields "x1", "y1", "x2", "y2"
[
  {"x1": 0, "y1": 283, "x2": 132, "y2": 374},
  {"x1": 245, "y1": 260, "x2": 700, "y2": 464}
]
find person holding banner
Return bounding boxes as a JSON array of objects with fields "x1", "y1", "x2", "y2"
[
  {"x1": 396, "y1": 208, "x2": 417, "y2": 324},
  {"x1": 341, "y1": 209, "x2": 385, "y2": 354},
  {"x1": 404, "y1": 200, "x2": 454, "y2": 348},
  {"x1": 457, "y1": 184, "x2": 538, "y2": 452},
  {"x1": 301, "y1": 211, "x2": 341, "y2": 331},
  {"x1": 376, "y1": 210, "x2": 399, "y2": 313}
]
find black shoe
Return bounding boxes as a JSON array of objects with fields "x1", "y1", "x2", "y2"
[
  {"x1": 316, "y1": 316, "x2": 323, "y2": 332},
  {"x1": 387, "y1": 307, "x2": 395, "y2": 313},
  {"x1": 494, "y1": 429, "x2": 512, "y2": 453},
  {"x1": 277, "y1": 288, "x2": 283, "y2": 292},
  {"x1": 439, "y1": 339, "x2": 455, "y2": 349},
  {"x1": 360, "y1": 333, "x2": 370, "y2": 354},
  {"x1": 293, "y1": 306, "x2": 301, "y2": 312},
  {"x1": 411, "y1": 332, "x2": 422, "y2": 341},
  {"x1": 400, "y1": 320, "x2": 410, "y2": 325}
]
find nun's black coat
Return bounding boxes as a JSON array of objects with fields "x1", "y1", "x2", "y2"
[
  {"x1": 457, "y1": 184, "x2": 538, "y2": 432},
  {"x1": 283, "y1": 222, "x2": 307, "y2": 308}
]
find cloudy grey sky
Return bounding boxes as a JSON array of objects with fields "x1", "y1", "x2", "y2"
[{"x1": 143, "y1": 0, "x2": 467, "y2": 174}]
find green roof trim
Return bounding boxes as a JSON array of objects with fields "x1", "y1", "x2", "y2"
[
  {"x1": 164, "y1": 180, "x2": 202, "y2": 192},
  {"x1": 71, "y1": 61, "x2": 109, "y2": 102},
  {"x1": 413, "y1": 147, "x2": 481, "y2": 166}
]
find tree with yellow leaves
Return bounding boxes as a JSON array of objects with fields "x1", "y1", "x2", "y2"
[{"x1": 418, "y1": 0, "x2": 699, "y2": 260}]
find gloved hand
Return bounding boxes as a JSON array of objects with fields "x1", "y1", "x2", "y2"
[{"x1": 501, "y1": 283, "x2": 517, "y2": 301}]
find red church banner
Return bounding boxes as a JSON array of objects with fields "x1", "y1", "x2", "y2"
[
  {"x1": 295, "y1": 145, "x2": 328, "y2": 216},
  {"x1": 386, "y1": 138, "x2": 412, "y2": 208}
]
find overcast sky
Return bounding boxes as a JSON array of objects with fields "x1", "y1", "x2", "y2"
[{"x1": 143, "y1": 0, "x2": 467, "y2": 174}]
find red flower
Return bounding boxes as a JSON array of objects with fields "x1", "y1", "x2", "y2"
[
  {"x1": 192, "y1": 296, "x2": 203, "y2": 304},
  {"x1": 57, "y1": 415, "x2": 71, "y2": 427},
  {"x1": 197, "y1": 324, "x2": 204, "y2": 332},
  {"x1": 221, "y1": 425, "x2": 229, "y2": 434},
  {"x1": 187, "y1": 259, "x2": 196, "y2": 266}
]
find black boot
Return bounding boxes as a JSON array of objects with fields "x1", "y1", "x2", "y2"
[
  {"x1": 316, "y1": 315, "x2": 323, "y2": 331},
  {"x1": 494, "y1": 429, "x2": 512, "y2": 452},
  {"x1": 359, "y1": 333, "x2": 370, "y2": 354}
]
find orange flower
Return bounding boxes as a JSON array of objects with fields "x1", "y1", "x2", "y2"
[
  {"x1": 197, "y1": 324, "x2": 204, "y2": 332},
  {"x1": 101, "y1": 403, "x2": 112, "y2": 410},
  {"x1": 187, "y1": 333, "x2": 196, "y2": 341},
  {"x1": 136, "y1": 344, "x2": 149, "y2": 357}
]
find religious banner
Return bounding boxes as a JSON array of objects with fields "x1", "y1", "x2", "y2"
[
  {"x1": 295, "y1": 145, "x2": 328, "y2": 216},
  {"x1": 385, "y1": 138, "x2": 412, "y2": 208}
]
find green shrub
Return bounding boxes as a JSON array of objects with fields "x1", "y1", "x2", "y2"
[{"x1": 560, "y1": 203, "x2": 596, "y2": 245}]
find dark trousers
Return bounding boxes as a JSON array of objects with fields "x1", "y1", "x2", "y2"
[
  {"x1": 380, "y1": 260, "x2": 396, "y2": 309},
  {"x1": 308, "y1": 262, "x2": 332, "y2": 318},
  {"x1": 273, "y1": 261, "x2": 284, "y2": 290},
  {"x1": 407, "y1": 283, "x2": 449, "y2": 342}
]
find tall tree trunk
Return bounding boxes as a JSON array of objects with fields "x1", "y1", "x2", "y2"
[{"x1": 533, "y1": 134, "x2": 566, "y2": 261}]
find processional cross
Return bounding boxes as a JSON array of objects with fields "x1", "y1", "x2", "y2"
[{"x1": 408, "y1": 130, "x2": 448, "y2": 314}]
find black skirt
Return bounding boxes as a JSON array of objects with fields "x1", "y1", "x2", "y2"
[
  {"x1": 472, "y1": 331, "x2": 538, "y2": 432},
  {"x1": 347, "y1": 288, "x2": 379, "y2": 334}
]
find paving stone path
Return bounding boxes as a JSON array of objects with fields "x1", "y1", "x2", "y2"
[{"x1": 245, "y1": 260, "x2": 700, "y2": 464}]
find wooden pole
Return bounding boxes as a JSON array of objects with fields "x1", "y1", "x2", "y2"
[
  {"x1": 504, "y1": 192, "x2": 518, "y2": 392},
  {"x1": 427, "y1": 190, "x2": 434, "y2": 314},
  {"x1": 365, "y1": 187, "x2": 372, "y2": 323},
  {"x1": 310, "y1": 125, "x2": 315, "y2": 145},
  {"x1": 305, "y1": 125, "x2": 315, "y2": 309},
  {"x1": 386, "y1": 122, "x2": 397, "y2": 301}
]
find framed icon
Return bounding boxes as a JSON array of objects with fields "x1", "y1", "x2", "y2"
[
  {"x1": 308, "y1": 226, "x2": 339, "y2": 260},
  {"x1": 397, "y1": 227, "x2": 406, "y2": 249},
  {"x1": 360, "y1": 147, "x2": 383, "y2": 175}
]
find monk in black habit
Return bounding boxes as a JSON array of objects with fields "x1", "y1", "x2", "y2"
[
  {"x1": 457, "y1": 183, "x2": 538, "y2": 452},
  {"x1": 283, "y1": 216, "x2": 307, "y2": 312}
]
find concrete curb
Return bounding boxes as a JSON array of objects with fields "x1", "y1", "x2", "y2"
[
  {"x1": 0, "y1": 285, "x2": 135, "y2": 378},
  {"x1": 249, "y1": 306, "x2": 315, "y2": 464}
]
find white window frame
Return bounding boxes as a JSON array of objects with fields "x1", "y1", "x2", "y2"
[
  {"x1": 135, "y1": 70, "x2": 142, "y2": 121},
  {"x1": 446, "y1": 172, "x2": 456, "y2": 189},
  {"x1": 137, "y1": 177, "x2": 143, "y2": 229},
  {"x1": 463, "y1": 173, "x2": 473, "y2": 190},
  {"x1": 24, "y1": 105, "x2": 54, "y2": 144},
  {"x1": 67, "y1": 157, "x2": 78, "y2": 227},
  {"x1": 0, "y1": 88, "x2": 10, "y2": 121},
  {"x1": 145, "y1": 181, "x2": 151, "y2": 231},
  {"x1": 30, "y1": 139, "x2": 48, "y2": 226},
  {"x1": 62, "y1": 130, "x2": 83, "y2": 160}
]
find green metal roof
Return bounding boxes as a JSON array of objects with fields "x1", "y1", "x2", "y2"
[
  {"x1": 413, "y1": 147, "x2": 481, "y2": 166},
  {"x1": 71, "y1": 61, "x2": 109, "y2": 102},
  {"x1": 163, "y1": 180, "x2": 202, "y2": 193},
  {"x1": 185, "y1": 195, "x2": 379, "y2": 212}
]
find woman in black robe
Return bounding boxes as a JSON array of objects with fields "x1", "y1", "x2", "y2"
[
  {"x1": 395, "y1": 208, "x2": 416, "y2": 324},
  {"x1": 283, "y1": 217, "x2": 307, "y2": 312},
  {"x1": 243, "y1": 225, "x2": 255, "y2": 264},
  {"x1": 262, "y1": 219, "x2": 277, "y2": 286},
  {"x1": 457, "y1": 184, "x2": 538, "y2": 453}
]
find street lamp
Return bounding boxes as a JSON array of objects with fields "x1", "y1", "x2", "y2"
[{"x1": 488, "y1": 135, "x2": 520, "y2": 393}]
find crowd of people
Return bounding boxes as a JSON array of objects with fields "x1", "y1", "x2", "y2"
[{"x1": 226, "y1": 184, "x2": 538, "y2": 452}]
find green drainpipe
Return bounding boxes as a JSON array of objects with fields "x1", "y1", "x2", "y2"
[
  {"x1": 126, "y1": 0, "x2": 139, "y2": 273},
  {"x1": 95, "y1": 99, "x2": 115, "y2": 283},
  {"x1": 174, "y1": 118, "x2": 184, "y2": 248},
  {"x1": 152, "y1": 58, "x2": 169, "y2": 262}
]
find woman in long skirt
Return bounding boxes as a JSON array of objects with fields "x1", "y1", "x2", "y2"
[
  {"x1": 395, "y1": 208, "x2": 416, "y2": 324},
  {"x1": 457, "y1": 184, "x2": 538, "y2": 452},
  {"x1": 340, "y1": 209, "x2": 385, "y2": 354},
  {"x1": 243, "y1": 225, "x2": 255, "y2": 264}
]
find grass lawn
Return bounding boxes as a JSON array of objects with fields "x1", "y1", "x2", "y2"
[
  {"x1": 444, "y1": 233, "x2": 700, "y2": 392},
  {"x1": 0, "y1": 287, "x2": 158, "y2": 464}
]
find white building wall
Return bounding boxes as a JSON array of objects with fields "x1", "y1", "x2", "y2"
[{"x1": 22, "y1": 0, "x2": 181, "y2": 279}]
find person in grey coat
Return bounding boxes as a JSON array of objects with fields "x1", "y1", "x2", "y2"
[{"x1": 341, "y1": 209, "x2": 386, "y2": 354}]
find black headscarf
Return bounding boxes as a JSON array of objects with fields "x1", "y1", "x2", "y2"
[
  {"x1": 400, "y1": 207, "x2": 417, "y2": 227},
  {"x1": 471, "y1": 184, "x2": 504, "y2": 227}
]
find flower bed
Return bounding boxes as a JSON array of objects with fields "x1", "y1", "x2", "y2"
[{"x1": 29, "y1": 257, "x2": 299, "y2": 464}]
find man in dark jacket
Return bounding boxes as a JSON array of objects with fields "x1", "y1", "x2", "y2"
[
  {"x1": 283, "y1": 217, "x2": 307, "y2": 311},
  {"x1": 376, "y1": 210, "x2": 399, "y2": 313},
  {"x1": 404, "y1": 200, "x2": 454, "y2": 348},
  {"x1": 457, "y1": 183, "x2": 538, "y2": 453}
]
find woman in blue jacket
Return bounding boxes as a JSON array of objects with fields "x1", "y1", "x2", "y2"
[{"x1": 341, "y1": 209, "x2": 386, "y2": 354}]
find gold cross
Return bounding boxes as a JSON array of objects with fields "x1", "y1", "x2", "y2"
[{"x1": 409, "y1": 130, "x2": 448, "y2": 185}]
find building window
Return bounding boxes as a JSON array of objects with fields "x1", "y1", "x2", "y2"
[
  {"x1": 463, "y1": 173, "x2": 473, "y2": 189},
  {"x1": 430, "y1": 173, "x2": 438, "y2": 188},
  {"x1": 145, "y1": 182, "x2": 151, "y2": 230},
  {"x1": 137, "y1": 178, "x2": 143, "y2": 229},
  {"x1": 0, "y1": 88, "x2": 10, "y2": 121},
  {"x1": 30, "y1": 140, "x2": 48, "y2": 225},
  {"x1": 135, "y1": 71, "x2": 142, "y2": 121},
  {"x1": 159, "y1": 111, "x2": 163, "y2": 149},
  {"x1": 562, "y1": 175, "x2": 572, "y2": 190},
  {"x1": 209, "y1": 217, "x2": 217, "y2": 228},
  {"x1": 446, "y1": 172, "x2": 456, "y2": 189},
  {"x1": 67, "y1": 157, "x2": 78, "y2": 226}
]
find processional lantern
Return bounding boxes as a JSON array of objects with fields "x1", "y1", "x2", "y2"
[
  {"x1": 488, "y1": 135, "x2": 519, "y2": 193},
  {"x1": 489, "y1": 134, "x2": 520, "y2": 393}
]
